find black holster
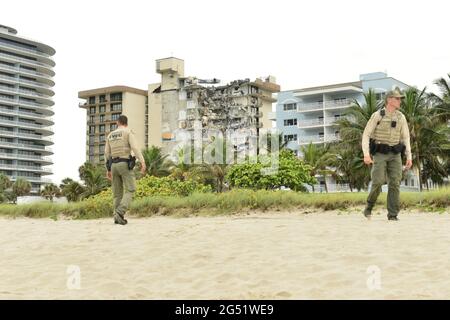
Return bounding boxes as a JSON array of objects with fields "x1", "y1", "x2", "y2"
[
  {"x1": 106, "y1": 157, "x2": 113, "y2": 171},
  {"x1": 128, "y1": 155, "x2": 136, "y2": 170}
]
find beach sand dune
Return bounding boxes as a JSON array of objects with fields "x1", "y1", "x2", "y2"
[{"x1": 1, "y1": 210, "x2": 450, "y2": 299}]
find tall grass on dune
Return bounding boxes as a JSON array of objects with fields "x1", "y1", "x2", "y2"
[{"x1": 0, "y1": 187, "x2": 448, "y2": 220}]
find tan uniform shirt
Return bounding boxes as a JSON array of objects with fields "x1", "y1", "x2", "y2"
[
  {"x1": 362, "y1": 109, "x2": 412, "y2": 160},
  {"x1": 104, "y1": 127, "x2": 145, "y2": 166}
]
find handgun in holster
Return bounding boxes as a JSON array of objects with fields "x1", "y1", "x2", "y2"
[
  {"x1": 128, "y1": 155, "x2": 136, "y2": 170},
  {"x1": 106, "y1": 157, "x2": 113, "y2": 171}
]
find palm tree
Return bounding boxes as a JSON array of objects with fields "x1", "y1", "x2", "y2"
[
  {"x1": 60, "y1": 178, "x2": 85, "y2": 202},
  {"x1": 429, "y1": 73, "x2": 450, "y2": 122},
  {"x1": 300, "y1": 142, "x2": 335, "y2": 192},
  {"x1": 400, "y1": 87, "x2": 450, "y2": 190},
  {"x1": 336, "y1": 88, "x2": 382, "y2": 149},
  {"x1": 0, "y1": 173, "x2": 11, "y2": 192},
  {"x1": 78, "y1": 162, "x2": 109, "y2": 198},
  {"x1": 40, "y1": 183, "x2": 60, "y2": 202},
  {"x1": 169, "y1": 144, "x2": 204, "y2": 182},
  {"x1": 11, "y1": 178, "x2": 31, "y2": 204},
  {"x1": 0, "y1": 174, "x2": 12, "y2": 203},
  {"x1": 259, "y1": 131, "x2": 289, "y2": 154},
  {"x1": 141, "y1": 146, "x2": 173, "y2": 177}
]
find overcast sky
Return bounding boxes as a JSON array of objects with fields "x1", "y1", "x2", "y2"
[{"x1": 2, "y1": 0, "x2": 449, "y2": 184}]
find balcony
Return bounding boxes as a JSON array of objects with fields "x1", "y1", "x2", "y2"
[
  {"x1": 0, "y1": 118, "x2": 53, "y2": 131},
  {"x1": 0, "y1": 141, "x2": 53, "y2": 152},
  {"x1": 297, "y1": 101, "x2": 323, "y2": 112},
  {"x1": 0, "y1": 84, "x2": 53, "y2": 103},
  {"x1": 325, "y1": 134, "x2": 341, "y2": 142},
  {"x1": 298, "y1": 135, "x2": 325, "y2": 145},
  {"x1": 0, "y1": 152, "x2": 52, "y2": 163},
  {"x1": 0, "y1": 129, "x2": 53, "y2": 143},
  {"x1": 0, "y1": 40, "x2": 52, "y2": 58},
  {"x1": 297, "y1": 118, "x2": 324, "y2": 128},
  {"x1": 0, "y1": 163, "x2": 52, "y2": 173},
  {"x1": 0, "y1": 106, "x2": 54, "y2": 121},
  {"x1": 0, "y1": 52, "x2": 54, "y2": 70},
  {"x1": 0, "y1": 96, "x2": 53, "y2": 110},
  {"x1": 324, "y1": 99, "x2": 352, "y2": 109},
  {"x1": 6, "y1": 175, "x2": 52, "y2": 183},
  {"x1": 0, "y1": 74, "x2": 53, "y2": 91},
  {"x1": 0, "y1": 63, "x2": 54, "y2": 82}
]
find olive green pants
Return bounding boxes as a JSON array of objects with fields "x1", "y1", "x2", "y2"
[
  {"x1": 367, "y1": 152, "x2": 403, "y2": 217},
  {"x1": 111, "y1": 162, "x2": 136, "y2": 218}
]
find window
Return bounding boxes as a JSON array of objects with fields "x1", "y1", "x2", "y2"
[
  {"x1": 99, "y1": 124, "x2": 105, "y2": 133},
  {"x1": 89, "y1": 136, "x2": 95, "y2": 144},
  {"x1": 89, "y1": 126, "x2": 95, "y2": 134},
  {"x1": 110, "y1": 93, "x2": 122, "y2": 102},
  {"x1": 99, "y1": 105, "x2": 106, "y2": 113},
  {"x1": 111, "y1": 113, "x2": 121, "y2": 121},
  {"x1": 89, "y1": 155, "x2": 94, "y2": 162},
  {"x1": 89, "y1": 96, "x2": 96, "y2": 104},
  {"x1": 99, "y1": 95, "x2": 106, "y2": 103},
  {"x1": 99, "y1": 144, "x2": 105, "y2": 154},
  {"x1": 89, "y1": 106, "x2": 96, "y2": 114},
  {"x1": 283, "y1": 103, "x2": 296, "y2": 111},
  {"x1": 283, "y1": 134, "x2": 298, "y2": 143},
  {"x1": 110, "y1": 123, "x2": 117, "y2": 131},
  {"x1": 89, "y1": 115, "x2": 95, "y2": 124},
  {"x1": 376, "y1": 92, "x2": 386, "y2": 101},
  {"x1": 99, "y1": 134, "x2": 105, "y2": 142},
  {"x1": 283, "y1": 118, "x2": 297, "y2": 126},
  {"x1": 111, "y1": 103, "x2": 122, "y2": 112},
  {"x1": 89, "y1": 146, "x2": 94, "y2": 155},
  {"x1": 100, "y1": 114, "x2": 105, "y2": 122}
]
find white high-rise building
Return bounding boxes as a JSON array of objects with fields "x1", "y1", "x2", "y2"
[{"x1": 0, "y1": 25, "x2": 55, "y2": 193}]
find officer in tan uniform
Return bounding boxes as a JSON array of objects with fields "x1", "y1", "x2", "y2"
[
  {"x1": 361, "y1": 88, "x2": 412, "y2": 221},
  {"x1": 105, "y1": 115, "x2": 146, "y2": 225}
]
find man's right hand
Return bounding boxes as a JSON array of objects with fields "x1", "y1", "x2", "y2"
[
  {"x1": 363, "y1": 155, "x2": 373, "y2": 165},
  {"x1": 140, "y1": 164, "x2": 147, "y2": 175}
]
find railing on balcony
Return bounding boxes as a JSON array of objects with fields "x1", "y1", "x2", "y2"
[
  {"x1": 0, "y1": 40, "x2": 52, "y2": 58},
  {"x1": 0, "y1": 128, "x2": 53, "y2": 141},
  {"x1": 298, "y1": 135, "x2": 325, "y2": 144},
  {"x1": 0, "y1": 63, "x2": 53, "y2": 80},
  {"x1": 0, "y1": 163, "x2": 52, "y2": 172},
  {"x1": 6, "y1": 175, "x2": 52, "y2": 183},
  {"x1": 297, "y1": 101, "x2": 323, "y2": 112},
  {"x1": 324, "y1": 99, "x2": 352, "y2": 109},
  {"x1": 297, "y1": 118, "x2": 324, "y2": 127},
  {"x1": 0, "y1": 74, "x2": 52, "y2": 89},
  {"x1": 0, "y1": 141, "x2": 53, "y2": 152},
  {"x1": 0, "y1": 118, "x2": 53, "y2": 130},
  {"x1": 0, "y1": 84, "x2": 52, "y2": 100},
  {"x1": 0, "y1": 96, "x2": 53, "y2": 109},
  {"x1": 0, "y1": 52, "x2": 53, "y2": 68},
  {"x1": 0, "y1": 106, "x2": 53, "y2": 121},
  {"x1": 0, "y1": 152, "x2": 52, "y2": 162}
]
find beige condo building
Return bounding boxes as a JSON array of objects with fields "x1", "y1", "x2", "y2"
[{"x1": 78, "y1": 86, "x2": 147, "y2": 164}]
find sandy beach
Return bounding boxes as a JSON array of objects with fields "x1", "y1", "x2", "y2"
[{"x1": 1, "y1": 209, "x2": 450, "y2": 299}]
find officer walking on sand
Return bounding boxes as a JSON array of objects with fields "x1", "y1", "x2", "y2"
[
  {"x1": 361, "y1": 88, "x2": 413, "y2": 221},
  {"x1": 105, "y1": 115, "x2": 146, "y2": 225}
]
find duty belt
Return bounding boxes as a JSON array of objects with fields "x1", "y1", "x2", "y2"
[
  {"x1": 112, "y1": 157, "x2": 129, "y2": 163},
  {"x1": 373, "y1": 143, "x2": 405, "y2": 155}
]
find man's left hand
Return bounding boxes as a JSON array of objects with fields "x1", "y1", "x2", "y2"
[
  {"x1": 405, "y1": 159, "x2": 412, "y2": 170},
  {"x1": 106, "y1": 171, "x2": 112, "y2": 181}
]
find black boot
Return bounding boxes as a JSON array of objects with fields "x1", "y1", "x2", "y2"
[{"x1": 363, "y1": 202, "x2": 374, "y2": 219}]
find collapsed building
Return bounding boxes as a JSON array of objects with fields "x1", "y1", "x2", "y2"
[{"x1": 147, "y1": 57, "x2": 280, "y2": 158}]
